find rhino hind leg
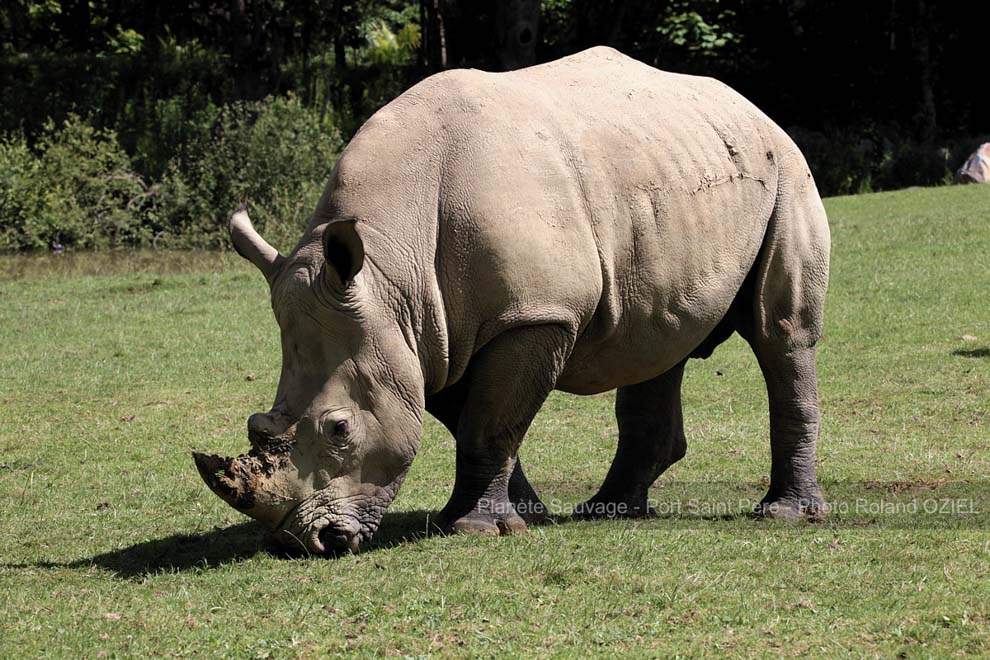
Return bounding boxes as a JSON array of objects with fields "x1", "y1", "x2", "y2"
[
  {"x1": 573, "y1": 361, "x2": 687, "y2": 520},
  {"x1": 434, "y1": 325, "x2": 573, "y2": 536},
  {"x1": 747, "y1": 343, "x2": 827, "y2": 519},
  {"x1": 740, "y1": 171, "x2": 830, "y2": 520}
]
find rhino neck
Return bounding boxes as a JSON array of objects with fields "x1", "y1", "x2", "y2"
[
  {"x1": 356, "y1": 221, "x2": 450, "y2": 397},
  {"x1": 316, "y1": 120, "x2": 454, "y2": 396},
  {"x1": 313, "y1": 200, "x2": 450, "y2": 397}
]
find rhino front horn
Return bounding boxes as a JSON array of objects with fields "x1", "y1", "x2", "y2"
[
  {"x1": 192, "y1": 452, "x2": 256, "y2": 510},
  {"x1": 229, "y1": 205, "x2": 284, "y2": 282}
]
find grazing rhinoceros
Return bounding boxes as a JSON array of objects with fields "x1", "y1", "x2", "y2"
[{"x1": 193, "y1": 46, "x2": 830, "y2": 554}]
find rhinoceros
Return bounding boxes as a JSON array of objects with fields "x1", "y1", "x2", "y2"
[{"x1": 193, "y1": 47, "x2": 830, "y2": 554}]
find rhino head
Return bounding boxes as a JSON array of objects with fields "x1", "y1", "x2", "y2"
[{"x1": 193, "y1": 208, "x2": 424, "y2": 554}]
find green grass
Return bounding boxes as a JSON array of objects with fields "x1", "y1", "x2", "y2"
[{"x1": 2, "y1": 185, "x2": 989, "y2": 656}]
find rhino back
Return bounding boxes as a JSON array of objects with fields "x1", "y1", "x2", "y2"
[{"x1": 325, "y1": 47, "x2": 806, "y2": 393}]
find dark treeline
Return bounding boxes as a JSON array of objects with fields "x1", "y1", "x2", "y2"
[{"x1": 1, "y1": 1, "x2": 987, "y2": 250}]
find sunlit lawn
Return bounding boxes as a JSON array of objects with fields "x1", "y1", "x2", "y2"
[{"x1": 1, "y1": 185, "x2": 988, "y2": 656}]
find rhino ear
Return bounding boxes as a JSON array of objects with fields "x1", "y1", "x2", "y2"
[
  {"x1": 323, "y1": 220, "x2": 365, "y2": 286},
  {"x1": 229, "y1": 205, "x2": 283, "y2": 282}
]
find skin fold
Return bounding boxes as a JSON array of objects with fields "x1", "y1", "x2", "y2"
[{"x1": 194, "y1": 46, "x2": 831, "y2": 554}]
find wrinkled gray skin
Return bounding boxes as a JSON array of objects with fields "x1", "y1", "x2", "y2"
[{"x1": 194, "y1": 47, "x2": 830, "y2": 554}]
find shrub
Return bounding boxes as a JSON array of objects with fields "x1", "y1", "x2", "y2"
[
  {"x1": 160, "y1": 95, "x2": 342, "y2": 250},
  {"x1": 790, "y1": 124, "x2": 987, "y2": 197},
  {"x1": 35, "y1": 116, "x2": 156, "y2": 248},
  {"x1": 0, "y1": 134, "x2": 45, "y2": 250},
  {"x1": 125, "y1": 96, "x2": 221, "y2": 182},
  {"x1": 0, "y1": 117, "x2": 154, "y2": 250}
]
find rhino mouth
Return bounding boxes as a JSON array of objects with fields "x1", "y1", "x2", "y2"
[
  {"x1": 271, "y1": 496, "x2": 366, "y2": 556},
  {"x1": 318, "y1": 525, "x2": 363, "y2": 555},
  {"x1": 272, "y1": 516, "x2": 363, "y2": 556}
]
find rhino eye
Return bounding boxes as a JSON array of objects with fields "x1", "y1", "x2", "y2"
[{"x1": 333, "y1": 420, "x2": 349, "y2": 436}]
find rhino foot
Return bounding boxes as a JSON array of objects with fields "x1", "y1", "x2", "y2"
[
  {"x1": 755, "y1": 487, "x2": 829, "y2": 521},
  {"x1": 510, "y1": 496, "x2": 549, "y2": 525},
  {"x1": 434, "y1": 499, "x2": 528, "y2": 537}
]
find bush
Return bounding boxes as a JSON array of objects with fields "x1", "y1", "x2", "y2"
[
  {"x1": 0, "y1": 97, "x2": 341, "y2": 252},
  {"x1": 789, "y1": 124, "x2": 988, "y2": 197},
  {"x1": 0, "y1": 40, "x2": 232, "y2": 180},
  {"x1": 0, "y1": 134, "x2": 43, "y2": 250},
  {"x1": 125, "y1": 96, "x2": 221, "y2": 182},
  {"x1": 0, "y1": 116, "x2": 155, "y2": 250},
  {"x1": 788, "y1": 127, "x2": 877, "y2": 196},
  {"x1": 160, "y1": 94, "x2": 342, "y2": 250},
  {"x1": 4, "y1": 96, "x2": 981, "y2": 252}
]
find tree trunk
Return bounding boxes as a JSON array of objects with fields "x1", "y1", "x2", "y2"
[
  {"x1": 229, "y1": 0, "x2": 261, "y2": 99},
  {"x1": 912, "y1": 0, "x2": 937, "y2": 141},
  {"x1": 494, "y1": 0, "x2": 540, "y2": 70},
  {"x1": 301, "y1": 1, "x2": 314, "y2": 105},
  {"x1": 423, "y1": 0, "x2": 448, "y2": 71}
]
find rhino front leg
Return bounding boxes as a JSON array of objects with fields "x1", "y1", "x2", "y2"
[
  {"x1": 574, "y1": 361, "x2": 687, "y2": 519},
  {"x1": 426, "y1": 383, "x2": 548, "y2": 524},
  {"x1": 435, "y1": 325, "x2": 573, "y2": 536}
]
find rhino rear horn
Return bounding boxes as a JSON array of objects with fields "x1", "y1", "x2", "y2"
[{"x1": 229, "y1": 205, "x2": 283, "y2": 282}]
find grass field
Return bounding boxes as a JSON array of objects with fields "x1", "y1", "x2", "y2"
[{"x1": 1, "y1": 185, "x2": 988, "y2": 656}]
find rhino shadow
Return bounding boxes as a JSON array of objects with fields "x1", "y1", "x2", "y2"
[
  {"x1": 88, "y1": 510, "x2": 438, "y2": 578},
  {"x1": 952, "y1": 347, "x2": 990, "y2": 358},
  {"x1": 82, "y1": 521, "x2": 267, "y2": 578},
  {"x1": 2, "y1": 510, "x2": 440, "y2": 580},
  {"x1": 0, "y1": 522, "x2": 263, "y2": 579}
]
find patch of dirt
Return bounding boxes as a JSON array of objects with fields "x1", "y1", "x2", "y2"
[
  {"x1": 533, "y1": 481, "x2": 598, "y2": 496},
  {"x1": 863, "y1": 479, "x2": 946, "y2": 494},
  {"x1": 0, "y1": 460, "x2": 38, "y2": 471},
  {"x1": 788, "y1": 598, "x2": 816, "y2": 611}
]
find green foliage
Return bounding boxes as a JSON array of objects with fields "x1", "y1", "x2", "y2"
[
  {"x1": 32, "y1": 116, "x2": 156, "y2": 249},
  {"x1": 2, "y1": 0, "x2": 988, "y2": 251},
  {"x1": 125, "y1": 97, "x2": 220, "y2": 181},
  {"x1": 657, "y1": 0, "x2": 739, "y2": 56},
  {"x1": 160, "y1": 95, "x2": 342, "y2": 250},
  {"x1": 118, "y1": 35, "x2": 232, "y2": 178},
  {"x1": 0, "y1": 116, "x2": 154, "y2": 250},
  {"x1": 107, "y1": 24, "x2": 144, "y2": 55},
  {"x1": 22, "y1": 0, "x2": 61, "y2": 22},
  {"x1": 0, "y1": 100, "x2": 341, "y2": 251},
  {"x1": 341, "y1": 6, "x2": 423, "y2": 135},
  {"x1": 363, "y1": 19, "x2": 420, "y2": 66},
  {"x1": 789, "y1": 127, "x2": 878, "y2": 196},
  {"x1": 0, "y1": 134, "x2": 40, "y2": 249},
  {"x1": 792, "y1": 125, "x2": 986, "y2": 196}
]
